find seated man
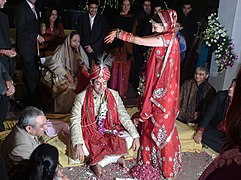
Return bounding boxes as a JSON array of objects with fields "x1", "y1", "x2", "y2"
[
  {"x1": 0, "y1": 62, "x2": 15, "y2": 132},
  {"x1": 70, "y1": 64, "x2": 140, "y2": 177},
  {"x1": 193, "y1": 79, "x2": 236, "y2": 152},
  {"x1": 177, "y1": 66, "x2": 216, "y2": 123},
  {"x1": 1, "y1": 106, "x2": 47, "y2": 172}
]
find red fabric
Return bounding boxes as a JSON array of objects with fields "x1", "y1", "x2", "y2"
[
  {"x1": 199, "y1": 148, "x2": 241, "y2": 180},
  {"x1": 217, "y1": 97, "x2": 232, "y2": 132},
  {"x1": 109, "y1": 60, "x2": 119, "y2": 90},
  {"x1": 89, "y1": 64, "x2": 111, "y2": 81},
  {"x1": 157, "y1": 9, "x2": 176, "y2": 33},
  {"x1": 118, "y1": 59, "x2": 131, "y2": 97},
  {"x1": 81, "y1": 87, "x2": 127, "y2": 165},
  {"x1": 109, "y1": 52, "x2": 131, "y2": 97},
  {"x1": 75, "y1": 68, "x2": 90, "y2": 93},
  {"x1": 197, "y1": 127, "x2": 205, "y2": 133},
  {"x1": 139, "y1": 10, "x2": 182, "y2": 179},
  {"x1": 46, "y1": 22, "x2": 64, "y2": 35}
]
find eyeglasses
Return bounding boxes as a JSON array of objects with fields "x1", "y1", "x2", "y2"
[
  {"x1": 195, "y1": 72, "x2": 206, "y2": 76},
  {"x1": 33, "y1": 119, "x2": 49, "y2": 129}
]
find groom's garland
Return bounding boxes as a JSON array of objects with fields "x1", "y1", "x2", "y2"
[{"x1": 96, "y1": 96, "x2": 118, "y2": 135}]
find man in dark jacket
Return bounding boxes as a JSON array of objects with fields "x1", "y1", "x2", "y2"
[
  {"x1": 177, "y1": 0, "x2": 197, "y2": 54},
  {"x1": 14, "y1": 0, "x2": 45, "y2": 105},
  {"x1": 0, "y1": 62, "x2": 15, "y2": 131},
  {"x1": 0, "y1": 0, "x2": 17, "y2": 78},
  {"x1": 193, "y1": 79, "x2": 236, "y2": 152},
  {"x1": 177, "y1": 66, "x2": 216, "y2": 123},
  {"x1": 77, "y1": 0, "x2": 109, "y2": 67}
]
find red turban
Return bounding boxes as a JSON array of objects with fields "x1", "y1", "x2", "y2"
[{"x1": 90, "y1": 64, "x2": 111, "y2": 81}]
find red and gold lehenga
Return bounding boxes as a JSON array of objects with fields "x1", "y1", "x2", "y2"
[
  {"x1": 138, "y1": 10, "x2": 182, "y2": 179},
  {"x1": 109, "y1": 52, "x2": 131, "y2": 97}
]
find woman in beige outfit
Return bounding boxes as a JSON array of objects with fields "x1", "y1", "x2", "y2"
[{"x1": 43, "y1": 31, "x2": 89, "y2": 113}]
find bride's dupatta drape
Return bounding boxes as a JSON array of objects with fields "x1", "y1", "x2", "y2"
[{"x1": 139, "y1": 10, "x2": 182, "y2": 179}]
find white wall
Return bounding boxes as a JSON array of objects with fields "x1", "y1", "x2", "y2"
[{"x1": 209, "y1": 0, "x2": 241, "y2": 90}]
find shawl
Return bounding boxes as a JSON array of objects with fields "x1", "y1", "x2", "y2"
[
  {"x1": 49, "y1": 33, "x2": 89, "y2": 77},
  {"x1": 81, "y1": 87, "x2": 127, "y2": 165}
]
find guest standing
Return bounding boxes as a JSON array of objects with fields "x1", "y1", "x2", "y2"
[
  {"x1": 0, "y1": 0, "x2": 16, "y2": 132},
  {"x1": 110, "y1": 0, "x2": 135, "y2": 55},
  {"x1": 77, "y1": 0, "x2": 109, "y2": 67},
  {"x1": 14, "y1": 0, "x2": 45, "y2": 105},
  {"x1": 0, "y1": 0, "x2": 17, "y2": 78},
  {"x1": 132, "y1": 0, "x2": 153, "y2": 89},
  {"x1": 0, "y1": 62, "x2": 15, "y2": 131}
]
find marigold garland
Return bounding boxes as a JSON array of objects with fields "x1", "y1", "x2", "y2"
[{"x1": 203, "y1": 13, "x2": 238, "y2": 72}]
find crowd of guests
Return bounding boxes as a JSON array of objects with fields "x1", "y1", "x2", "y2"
[
  {"x1": 1, "y1": 0, "x2": 240, "y2": 179},
  {"x1": 0, "y1": 0, "x2": 215, "y2": 118}
]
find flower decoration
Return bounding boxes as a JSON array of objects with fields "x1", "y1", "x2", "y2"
[
  {"x1": 203, "y1": 13, "x2": 238, "y2": 72},
  {"x1": 130, "y1": 164, "x2": 161, "y2": 180},
  {"x1": 96, "y1": 99, "x2": 108, "y2": 134},
  {"x1": 96, "y1": 97, "x2": 119, "y2": 135}
]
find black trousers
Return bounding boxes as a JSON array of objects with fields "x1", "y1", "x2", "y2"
[
  {"x1": 0, "y1": 94, "x2": 9, "y2": 131},
  {"x1": 20, "y1": 55, "x2": 38, "y2": 105},
  {"x1": 202, "y1": 126, "x2": 226, "y2": 153}
]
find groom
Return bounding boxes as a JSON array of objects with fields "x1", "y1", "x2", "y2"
[{"x1": 70, "y1": 64, "x2": 140, "y2": 177}]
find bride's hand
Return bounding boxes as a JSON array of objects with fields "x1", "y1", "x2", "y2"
[{"x1": 104, "y1": 29, "x2": 118, "y2": 44}]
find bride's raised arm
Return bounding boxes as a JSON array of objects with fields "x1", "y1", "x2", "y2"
[{"x1": 104, "y1": 29, "x2": 165, "y2": 47}]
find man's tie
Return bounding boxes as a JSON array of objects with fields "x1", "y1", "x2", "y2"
[
  {"x1": 90, "y1": 17, "x2": 94, "y2": 30},
  {"x1": 32, "y1": 5, "x2": 38, "y2": 19}
]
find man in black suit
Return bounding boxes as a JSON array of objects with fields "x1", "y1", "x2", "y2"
[
  {"x1": 0, "y1": 0, "x2": 17, "y2": 78},
  {"x1": 14, "y1": 0, "x2": 45, "y2": 105},
  {"x1": 78, "y1": 0, "x2": 109, "y2": 67},
  {"x1": 0, "y1": 0, "x2": 16, "y2": 132},
  {"x1": 177, "y1": 0, "x2": 197, "y2": 55},
  {"x1": 193, "y1": 79, "x2": 236, "y2": 152},
  {"x1": 132, "y1": 0, "x2": 153, "y2": 90},
  {"x1": 0, "y1": 62, "x2": 15, "y2": 132}
]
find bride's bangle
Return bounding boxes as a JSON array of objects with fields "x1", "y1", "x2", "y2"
[{"x1": 116, "y1": 30, "x2": 133, "y2": 43}]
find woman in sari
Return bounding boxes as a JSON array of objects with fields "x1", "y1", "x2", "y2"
[
  {"x1": 105, "y1": 9, "x2": 182, "y2": 179},
  {"x1": 44, "y1": 31, "x2": 89, "y2": 113}
]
